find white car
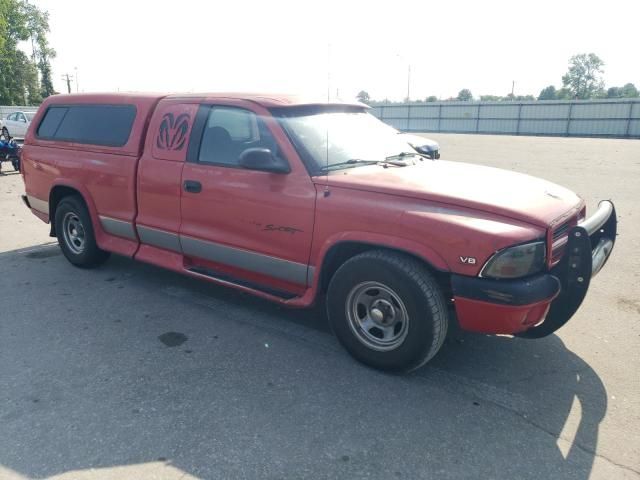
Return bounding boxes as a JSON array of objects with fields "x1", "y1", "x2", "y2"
[{"x1": 1, "y1": 111, "x2": 35, "y2": 139}]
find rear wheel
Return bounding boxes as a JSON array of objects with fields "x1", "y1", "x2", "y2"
[
  {"x1": 54, "y1": 195, "x2": 110, "y2": 268},
  {"x1": 327, "y1": 250, "x2": 448, "y2": 372}
]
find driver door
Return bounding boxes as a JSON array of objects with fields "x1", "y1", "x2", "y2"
[{"x1": 180, "y1": 102, "x2": 316, "y2": 295}]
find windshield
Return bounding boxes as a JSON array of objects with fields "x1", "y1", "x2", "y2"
[{"x1": 278, "y1": 110, "x2": 415, "y2": 172}]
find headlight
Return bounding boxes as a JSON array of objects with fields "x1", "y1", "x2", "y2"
[{"x1": 480, "y1": 241, "x2": 546, "y2": 279}]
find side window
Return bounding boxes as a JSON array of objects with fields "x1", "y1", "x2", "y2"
[
  {"x1": 18, "y1": 113, "x2": 26, "y2": 122},
  {"x1": 7, "y1": 113, "x2": 16, "y2": 121},
  {"x1": 37, "y1": 107, "x2": 68, "y2": 138},
  {"x1": 207, "y1": 107, "x2": 254, "y2": 142},
  {"x1": 36, "y1": 105, "x2": 136, "y2": 146},
  {"x1": 198, "y1": 107, "x2": 281, "y2": 166}
]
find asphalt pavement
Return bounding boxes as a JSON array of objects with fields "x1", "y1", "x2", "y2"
[{"x1": 0, "y1": 134, "x2": 638, "y2": 479}]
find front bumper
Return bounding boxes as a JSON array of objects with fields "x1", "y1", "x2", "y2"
[{"x1": 451, "y1": 200, "x2": 617, "y2": 337}]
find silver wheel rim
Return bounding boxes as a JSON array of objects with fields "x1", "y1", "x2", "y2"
[
  {"x1": 346, "y1": 281, "x2": 410, "y2": 351},
  {"x1": 62, "y1": 212, "x2": 86, "y2": 254}
]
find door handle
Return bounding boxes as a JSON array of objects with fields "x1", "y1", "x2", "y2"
[{"x1": 183, "y1": 180, "x2": 202, "y2": 193}]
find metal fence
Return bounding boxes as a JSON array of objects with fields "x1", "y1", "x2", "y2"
[
  {"x1": 1, "y1": 105, "x2": 38, "y2": 118},
  {"x1": 370, "y1": 99, "x2": 640, "y2": 138},
  {"x1": 4, "y1": 101, "x2": 640, "y2": 138}
]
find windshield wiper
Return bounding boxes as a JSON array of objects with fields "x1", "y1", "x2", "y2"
[
  {"x1": 319, "y1": 159, "x2": 381, "y2": 172},
  {"x1": 320, "y1": 156, "x2": 415, "y2": 172},
  {"x1": 385, "y1": 151, "x2": 429, "y2": 161}
]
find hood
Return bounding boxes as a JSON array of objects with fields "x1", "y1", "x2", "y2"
[{"x1": 320, "y1": 160, "x2": 583, "y2": 228}]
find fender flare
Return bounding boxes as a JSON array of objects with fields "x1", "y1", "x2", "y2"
[
  {"x1": 49, "y1": 179, "x2": 105, "y2": 242},
  {"x1": 310, "y1": 231, "x2": 451, "y2": 289}
]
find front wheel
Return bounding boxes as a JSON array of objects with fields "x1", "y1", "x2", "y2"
[
  {"x1": 327, "y1": 250, "x2": 448, "y2": 372},
  {"x1": 54, "y1": 195, "x2": 110, "y2": 268}
]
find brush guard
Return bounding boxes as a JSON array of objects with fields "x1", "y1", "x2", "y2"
[{"x1": 517, "y1": 200, "x2": 617, "y2": 339}]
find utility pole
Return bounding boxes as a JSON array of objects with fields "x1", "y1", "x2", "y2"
[
  {"x1": 511, "y1": 80, "x2": 515, "y2": 100},
  {"x1": 396, "y1": 53, "x2": 411, "y2": 102},
  {"x1": 74, "y1": 67, "x2": 79, "y2": 93},
  {"x1": 327, "y1": 43, "x2": 331, "y2": 103},
  {"x1": 61, "y1": 73, "x2": 74, "y2": 94}
]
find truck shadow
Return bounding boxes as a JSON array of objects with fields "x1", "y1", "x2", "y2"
[
  {"x1": 0, "y1": 246, "x2": 608, "y2": 479},
  {"x1": 429, "y1": 333, "x2": 608, "y2": 479}
]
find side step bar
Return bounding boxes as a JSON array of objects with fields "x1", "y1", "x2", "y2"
[{"x1": 186, "y1": 266, "x2": 298, "y2": 300}]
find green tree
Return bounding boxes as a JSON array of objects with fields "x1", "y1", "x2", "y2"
[
  {"x1": 0, "y1": 0, "x2": 54, "y2": 105},
  {"x1": 606, "y1": 86, "x2": 622, "y2": 98},
  {"x1": 457, "y1": 89, "x2": 473, "y2": 101},
  {"x1": 607, "y1": 83, "x2": 639, "y2": 99},
  {"x1": 621, "y1": 83, "x2": 639, "y2": 98},
  {"x1": 425, "y1": 96, "x2": 438, "y2": 102},
  {"x1": 0, "y1": 0, "x2": 7, "y2": 52},
  {"x1": 24, "y1": 1, "x2": 55, "y2": 98},
  {"x1": 561, "y1": 53, "x2": 605, "y2": 99},
  {"x1": 538, "y1": 85, "x2": 557, "y2": 100},
  {"x1": 480, "y1": 95, "x2": 501, "y2": 101},
  {"x1": 356, "y1": 90, "x2": 370, "y2": 104},
  {"x1": 0, "y1": 0, "x2": 29, "y2": 104},
  {"x1": 555, "y1": 87, "x2": 573, "y2": 100}
]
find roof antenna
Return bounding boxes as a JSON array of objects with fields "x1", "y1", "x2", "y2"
[{"x1": 324, "y1": 42, "x2": 331, "y2": 198}]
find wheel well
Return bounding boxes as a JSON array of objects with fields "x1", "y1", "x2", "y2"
[
  {"x1": 48, "y1": 186, "x2": 83, "y2": 236},
  {"x1": 319, "y1": 242, "x2": 452, "y2": 297}
]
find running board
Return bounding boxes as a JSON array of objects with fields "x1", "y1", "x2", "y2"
[{"x1": 186, "y1": 266, "x2": 298, "y2": 300}]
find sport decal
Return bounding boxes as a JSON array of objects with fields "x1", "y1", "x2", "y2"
[
  {"x1": 156, "y1": 113, "x2": 191, "y2": 151},
  {"x1": 263, "y1": 224, "x2": 303, "y2": 234}
]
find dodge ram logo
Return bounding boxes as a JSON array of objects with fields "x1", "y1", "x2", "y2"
[{"x1": 156, "y1": 113, "x2": 191, "y2": 151}]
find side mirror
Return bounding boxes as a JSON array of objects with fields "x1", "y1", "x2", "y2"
[{"x1": 238, "y1": 148, "x2": 290, "y2": 174}]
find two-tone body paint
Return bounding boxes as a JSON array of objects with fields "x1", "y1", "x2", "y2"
[
  {"x1": 21, "y1": 92, "x2": 591, "y2": 335},
  {"x1": 178, "y1": 97, "x2": 316, "y2": 294}
]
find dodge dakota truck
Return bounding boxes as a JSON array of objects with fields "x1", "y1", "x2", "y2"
[{"x1": 21, "y1": 93, "x2": 617, "y2": 371}]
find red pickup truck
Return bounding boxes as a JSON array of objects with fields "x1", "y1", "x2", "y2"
[{"x1": 21, "y1": 93, "x2": 617, "y2": 371}]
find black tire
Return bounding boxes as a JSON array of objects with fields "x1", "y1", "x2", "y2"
[
  {"x1": 327, "y1": 250, "x2": 448, "y2": 372},
  {"x1": 54, "y1": 195, "x2": 110, "y2": 268}
]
